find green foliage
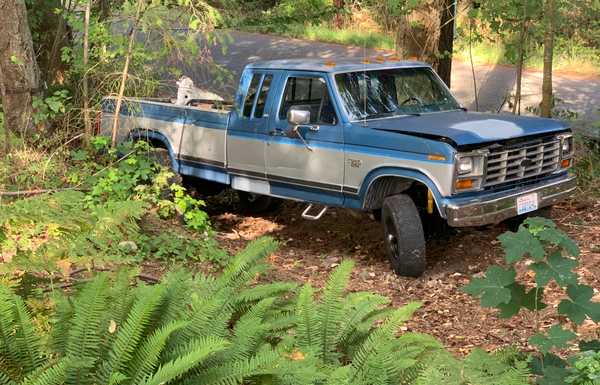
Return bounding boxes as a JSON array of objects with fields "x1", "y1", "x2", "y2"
[
  {"x1": 566, "y1": 350, "x2": 600, "y2": 385},
  {"x1": 0, "y1": 238, "x2": 531, "y2": 385},
  {"x1": 414, "y1": 347, "x2": 531, "y2": 385},
  {"x1": 464, "y1": 218, "x2": 600, "y2": 384},
  {"x1": 31, "y1": 90, "x2": 72, "y2": 126},
  {"x1": 0, "y1": 138, "x2": 220, "y2": 275}
]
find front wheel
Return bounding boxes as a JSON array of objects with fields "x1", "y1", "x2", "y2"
[{"x1": 382, "y1": 194, "x2": 426, "y2": 277}]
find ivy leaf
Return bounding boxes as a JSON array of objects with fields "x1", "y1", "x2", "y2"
[
  {"x1": 497, "y1": 283, "x2": 546, "y2": 318},
  {"x1": 558, "y1": 284, "x2": 600, "y2": 325},
  {"x1": 529, "y1": 325, "x2": 576, "y2": 354},
  {"x1": 537, "y1": 227, "x2": 580, "y2": 257},
  {"x1": 531, "y1": 251, "x2": 578, "y2": 287},
  {"x1": 499, "y1": 227, "x2": 545, "y2": 263},
  {"x1": 463, "y1": 266, "x2": 515, "y2": 307},
  {"x1": 524, "y1": 216, "x2": 556, "y2": 233}
]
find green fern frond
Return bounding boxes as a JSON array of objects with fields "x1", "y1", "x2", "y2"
[
  {"x1": 12, "y1": 297, "x2": 42, "y2": 375},
  {"x1": 318, "y1": 260, "x2": 354, "y2": 363},
  {"x1": 192, "y1": 347, "x2": 280, "y2": 385},
  {"x1": 99, "y1": 283, "x2": 166, "y2": 383},
  {"x1": 351, "y1": 302, "x2": 421, "y2": 377},
  {"x1": 0, "y1": 286, "x2": 21, "y2": 378},
  {"x1": 222, "y1": 298, "x2": 277, "y2": 362},
  {"x1": 294, "y1": 284, "x2": 319, "y2": 354},
  {"x1": 20, "y1": 359, "x2": 69, "y2": 385},
  {"x1": 127, "y1": 320, "x2": 189, "y2": 384},
  {"x1": 336, "y1": 292, "x2": 390, "y2": 351},
  {"x1": 236, "y1": 282, "x2": 297, "y2": 305},
  {"x1": 216, "y1": 237, "x2": 278, "y2": 292},
  {"x1": 137, "y1": 336, "x2": 229, "y2": 385},
  {"x1": 62, "y1": 274, "x2": 110, "y2": 385},
  {"x1": 0, "y1": 371, "x2": 16, "y2": 385}
]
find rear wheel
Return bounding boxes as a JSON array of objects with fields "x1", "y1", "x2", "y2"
[
  {"x1": 382, "y1": 194, "x2": 426, "y2": 277},
  {"x1": 238, "y1": 192, "x2": 281, "y2": 214}
]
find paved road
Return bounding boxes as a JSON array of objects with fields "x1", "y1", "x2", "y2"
[{"x1": 183, "y1": 31, "x2": 599, "y2": 128}]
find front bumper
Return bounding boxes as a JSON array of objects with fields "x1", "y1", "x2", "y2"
[{"x1": 444, "y1": 175, "x2": 577, "y2": 227}]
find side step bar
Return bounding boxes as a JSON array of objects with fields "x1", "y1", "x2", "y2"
[{"x1": 301, "y1": 204, "x2": 328, "y2": 220}]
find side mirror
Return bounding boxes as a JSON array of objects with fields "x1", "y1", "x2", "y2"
[{"x1": 287, "y1": 108, "x2": 311, "y2": 126}]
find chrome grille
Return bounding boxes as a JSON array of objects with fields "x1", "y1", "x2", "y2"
[{"x1": 483, "y1": 137, "x2": 561, "y2": 188}]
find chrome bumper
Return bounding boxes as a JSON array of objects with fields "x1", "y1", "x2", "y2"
[{"x1": 445, "y1": 175, "x2": 577, "y2": 227}]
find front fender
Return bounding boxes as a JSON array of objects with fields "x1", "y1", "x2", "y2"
[{"x1": 350, "y1": 167, "x2": 446, "y2": 217}]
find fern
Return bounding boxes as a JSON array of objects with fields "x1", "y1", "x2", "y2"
[
  {"x1": 127, "y1": 321, "x2": 189, "y2": 384},
  {"x1": 12, "y1": 297, "x2": 42, "y2": 375},
  {"x1": 139, "y1": 336, "x2": 229, "y2": 385},
  {"x1": 99, "y1": 284, "x2": 167, "y2": 383},
  {"x1": 62, "y1": 275, "x2": 110, "y2": 385},
  {"x1": 318, "y1": 260, "x2": 354, "y2": 363}
]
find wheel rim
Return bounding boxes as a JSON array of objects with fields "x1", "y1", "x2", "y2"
[{"x1": 384, "y1": 217, "x2": 399, "y2": 257}]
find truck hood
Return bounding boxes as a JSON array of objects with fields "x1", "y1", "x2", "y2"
[{"x1": 365, "y1": 111, "x2": 570, "y2": 148}]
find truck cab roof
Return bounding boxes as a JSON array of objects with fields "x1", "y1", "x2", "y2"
[{"x1": 245, "y1": 58, "x2": 431, "y2": 73}]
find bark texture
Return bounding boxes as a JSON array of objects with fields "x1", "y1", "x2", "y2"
[
  {"x1": 0, "y1": 0, "x2": 41, "y2": 137},
  {"x1": 540, "y1": 0, "x2": 555, "y2": 118},
  {"x1": 436, "y1": 0, "x2": 455, "y2": 87}
]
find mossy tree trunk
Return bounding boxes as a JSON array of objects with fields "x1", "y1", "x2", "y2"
[{"x1": 0, "y1": 0, "x2": 41, "y2": 138}]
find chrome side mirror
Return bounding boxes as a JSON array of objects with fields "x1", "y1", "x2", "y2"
[{"x1": 287, "y1": 108, "x2": 311, "y2": 126}]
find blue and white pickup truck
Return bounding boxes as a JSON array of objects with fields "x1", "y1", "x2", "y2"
[{"x1": 101, "y1": 59, "x2": 577, "y2": 276}]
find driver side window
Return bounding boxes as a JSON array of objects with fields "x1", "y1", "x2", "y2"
[{"x1": 278, "y1": 76, "x2": 337, "y2": 125}]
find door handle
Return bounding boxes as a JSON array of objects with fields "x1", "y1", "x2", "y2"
[{"x1": 297, "y1": 124, "x2": 320, "y2": 132}]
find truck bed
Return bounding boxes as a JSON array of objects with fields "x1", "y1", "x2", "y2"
[{"x1": 101, "y1": 97, "x2": 233, "y2": 179}]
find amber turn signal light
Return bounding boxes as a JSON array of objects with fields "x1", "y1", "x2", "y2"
[
  {"x1": 561, "y1": 159, "x2": 571, "y2": 168},
  {"x1": 455, "y1": 179, "x2": 474, "y2": 190}
]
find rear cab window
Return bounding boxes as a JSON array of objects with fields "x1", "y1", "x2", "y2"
[{"x1": 242, "y1": 73, "x2": 274, "y2": 119}]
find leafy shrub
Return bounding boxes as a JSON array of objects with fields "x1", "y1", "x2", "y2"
[
  {"x1": 567, "y1": 350, "x2": 600, "y2": 385},
  {"x1": 0, "y1": 190, "x2": 147, "y2": 272},
  {"x1": 464, "y1": 217, "x2": 600, "y2": 384}
]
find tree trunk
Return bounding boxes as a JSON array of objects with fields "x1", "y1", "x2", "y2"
[
  {"x1": 436, "y1": 0, "x2": 456, "y2": 87},
  {"x1": 333, "y1": 0, "x2": 344, "y2": 29},
  {"x1": 540, "y1": 0, "x2": 555, "y2": 118},
  {"x1": 111, "y1": 0, "x2": 144, "y2": 147},
  {"x1": 83, "y1": 0, "x2": 92, "y2": 143},
  {"x1": 0, "y1": 0, "x2": 41, "y2": 138},
  {"x1": 513, "y1": 10, "x2": 528, "y2": 115}
]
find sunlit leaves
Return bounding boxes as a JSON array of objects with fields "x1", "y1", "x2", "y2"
[
  {"x1": 529, "y1": 325, "x2": 576, "y2": 354},
  {"x1": 558, "y1": 284, "x2": 600, "y2": 325},
  {"x1": 462, "y1": 266, "x2": 516, "y2": 307}
]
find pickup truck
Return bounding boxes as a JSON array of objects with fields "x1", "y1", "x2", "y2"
[{"x1": 100, "y1": 58, "x2": 577, "y2": 277}]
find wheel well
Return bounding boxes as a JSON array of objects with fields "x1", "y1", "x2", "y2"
[
  {"x1": 130, "y1": 130, "x2": 169, "y2": 150},
  {"x1": 364, "y1": 176, "x2": 441, "y2": 216},
  {"x1": 363, "y1": 176, "x2": 413, "y2": 210}
]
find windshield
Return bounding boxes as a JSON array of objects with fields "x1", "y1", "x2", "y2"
[{"x1": 335, "y1": 67, "x2": 461, "y2": 121}]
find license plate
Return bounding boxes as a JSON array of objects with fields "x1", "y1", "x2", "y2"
[{"x1": 517, "y1": 193, "x2": 539, "y2": 215}]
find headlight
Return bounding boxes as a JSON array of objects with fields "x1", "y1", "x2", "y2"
[
  {"x1": 561, "y1": 140, "x2": 570, "y2": 153},
  {"x1": 457, "y1": 157, "x2": 474, "y2": 175},
  {"x1": 454, "y1": 152, "x2": 487, "y2": 193}
]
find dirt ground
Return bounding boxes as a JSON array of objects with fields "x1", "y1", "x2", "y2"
[{"x1": 209, "y1": 195, "x2": 600, "y2": 355}]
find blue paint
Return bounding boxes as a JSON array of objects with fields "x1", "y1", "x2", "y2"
[
  {"x1": 359, "y1": 111, "x2": 569, "y2": 147},
  {"x1": 270, "y1": 182, "x2": 344, "y2": 206}
]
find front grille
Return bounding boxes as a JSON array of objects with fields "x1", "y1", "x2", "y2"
[{"x1": 483, "y1": 136, "x2": 561, "y2": 188}]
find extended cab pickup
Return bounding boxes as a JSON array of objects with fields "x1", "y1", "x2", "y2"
[{"x1": 101, "y1": 59, "x2": 577, "y2": 277}]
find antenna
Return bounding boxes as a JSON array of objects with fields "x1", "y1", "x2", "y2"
[{"x1": 362, "y1": 32, "x2": 367, "y2": 127}]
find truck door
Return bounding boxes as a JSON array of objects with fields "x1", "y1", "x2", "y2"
[
  {"x1": 265, "y1": 73, "x2": 344, "y2": 205},
  {"x1": 227, "y1": 71, "x2": 275, "y2": 186}
]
